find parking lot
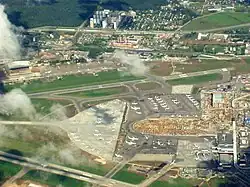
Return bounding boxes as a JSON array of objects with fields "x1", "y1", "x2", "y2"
[
  {"x1": 144, "y1": 94, "x2": 200, "y2": 116},
  {"x1": 115, "y1": 132, "x2": 179, "y2": 160}
]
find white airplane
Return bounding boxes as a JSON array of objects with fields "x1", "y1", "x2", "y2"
[
  {"x1": 131, "y1": 106, "x2": 140, "y2": 110},
  {"x1": 125, "y1": 140, "x2": 136, "y2": 145},
  {"x1": 115, "y1": 154, "x2": 123, "y2": 158},
  {"x1": 157, "y1": 140, "x2": 164, "y2": 146},
  {"x1": 94, "y1": 133, "x2": 101, "y2": 136},
  {"x1": 136, "y1": 111, "x2": 142, "y2": 115},
  {"x1": 128, "y1": 136, "x2": 139, "y2": 141}
]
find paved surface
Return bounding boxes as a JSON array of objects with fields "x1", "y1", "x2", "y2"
[
  {"x1": 28, "y1": 23, "x2": 250, "y2": 35},
  {"x1": 0, "y1": 151, "x2": 135, "y2": 187}
]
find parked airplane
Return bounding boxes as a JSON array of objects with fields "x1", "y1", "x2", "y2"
[
  {"x1": 115, "y1": 154, "x2": 123, "y2": 158},
  {"x1": 128, "y1": 136, "x2": 139, "y2": 141},
  {"x1": 125, "y1": 140, "x2": 136, "y2": 145},
  {"x1": 131, "y1": 106, "x2": 140, "y2": 110}
]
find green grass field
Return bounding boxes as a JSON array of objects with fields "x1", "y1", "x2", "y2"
[
  {"x1": 183, "y1": 12, "x2": 250, "y2": 31},
  {"x1": 150, "y1": 178, "x2": 202, "y2": 187},
  {"x1": 167, "y1": 73, "x2": 222, "y2": 85},
  {"x1": 22, "y1": 170, "x2": 89, "y2": 187},
  {"x1": 175, "y1": 58, "x2": 250, "y2": 75},
  {"x1": 112, "y1": 165, "x2": 146, "y2": 184},
  {"x1": 0, "y1": 161, "x2": 22, "y2": 183},
  {"x1": 175, "y1": 59, "x2": 233, "y2": 73},
  {"x1": 63, "y1": 86, "x2": 129, "y2": 98},
  {"x1": 6, "y1": 71, "x2": 142, "y2": 94},
  {"x1": 0, "y1": 125, "x2": 110, "y2": 176}
]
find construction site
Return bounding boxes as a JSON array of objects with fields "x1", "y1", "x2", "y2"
[{"x1": 132, "y1": 90, "x2": 238, "y2": 136}]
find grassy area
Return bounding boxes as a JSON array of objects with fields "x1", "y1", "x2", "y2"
[
  {"x1": 167, "y1": 73, "x2": 223, "y2": 85},
  {"x1": 183, "y1": 12, "x2": 250, "y2": 31},
  {"x1": 22, "y1": 170, "x2": 89, "y2": 187},
  {"x1": 174, "y1": 58, "x2": 250, "y2": 75},
  {"x1": 112, "y1": 165, "x2": 146, "y2": 184},
  {"x1": 0, "y1": 161, "x2": 22, "y2": 183},
  {"x1": 150, "y1": 178, "x2": 202, "y2": 187},
  {"x1": 63, "y1": 86, "x2": 128, "y2": 98},
  {"x1": 135, "y1": 82, "x2": 161, "y2": 90},
  {"x1": 6, "y1": 70, "x2": 142, "y2": 93},
  {"x1": 175, "y1": 59, "x2": 234, "y2": 73},
  {"x1": 0, "y1": 125, "x2": 111, "y2": 176}
]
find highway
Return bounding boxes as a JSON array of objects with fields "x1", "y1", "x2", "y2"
[
  {"x1": 139, "y1": 160, "x2": 175, "y2": 187},
  {"x1": 0, "y1": 151, "x2": 135, "y2": 187}
]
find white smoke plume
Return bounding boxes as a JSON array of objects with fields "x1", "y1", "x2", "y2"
[
  {"x1": 0, "y1": 4, "x2": 21, "y2": 59},
  {"x1": 0, "y1": 89, "x2": 69, "y2": 121},
  {"x1": 0, "y1": 89, "x2": 36, "y2": 119},
  {"x1": 113, "y1": 50, "x2": 149, "y2": 76}
]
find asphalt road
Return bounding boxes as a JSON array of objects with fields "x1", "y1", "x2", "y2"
[
  {"x1": 0, "y1": 151, "x2": 135, "y2": 187},
  {"x1": 28, "y1": 22, "x2": 250, "y2": 35}
]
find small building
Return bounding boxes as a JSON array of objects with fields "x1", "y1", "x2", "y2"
[
  {"x1": 7, "y1": 60, "x2": 30, "y2": 70},
  {"x1": 217, "y1": 133, "x2": 233, "y2": 153},
  {"x1": 219, "y1": 154, "x2": 233, "y2": 167},
  {"x1": 197, "y1": 33, "x2": 209, "y2": 40}
]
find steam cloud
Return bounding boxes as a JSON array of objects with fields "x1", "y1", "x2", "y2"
[
  {"x1": 0, "y1": 88, "x2": 68, "y2": 121},
  {"x1": 0, "y1": 4, "x2": 21, "y2": 59},
  {"x1": 0, "y1": 89, "x2": 36, "y2": 119},
  {"x1": 113, "y1": 50, "x2": 149, "y2": 76}
]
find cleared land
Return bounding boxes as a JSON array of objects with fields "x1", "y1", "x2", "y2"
[
  {"x1": 0, "y1": 125, "x2": 112, "y2": 176},
  {"x1": 133, "y1": 118, "x2": 214, "y2": 135},
  {"x1": 135, "y1": 82, "x2": 162, "y2": 90},
  {"x1": 22, "y1": 170, "x2": 89, "y2": 187},
  {"x1": 62, "y1": 86, "x2": 129, "y2": 98},
  {"x1": 6, "y1": 70, "x2": 142, "y2": 93},
  {"x1": 0, "y1": 161, "x2": 22, "y2": 184},
  {"x1": 167, "y1": 73, "x2": 222, "y2": 85},
  {"x1": 183, "y1": 12, "x2": 250, "y2": 31},
  {"x1": 112, "y1": 165, "x2": 146, "y2": 184},
  {"x1": 175, "y1": 58, "x2": 250, "y2": 75},
  {"x1": 148, "y1": 61, "x2": 173, "y2": 76}
]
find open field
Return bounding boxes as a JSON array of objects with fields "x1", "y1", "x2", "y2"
[
  {"x1": 175, "y1": 58, "x2": 250, "y2": 75},
  {"x1": 150, "y1": 178, "x2": 202, "y2": 187},
  {"x1": 183, "y1": 12, "x2": 250, "y2": 31},
  {"x1": 6, "y1": 70, "x2": 142, "y2": 93},
  {"x1": 0, "y1": 161, "x2": 22, "y2": 184},
  {"x1": 148, "y1": 61, "x2": 173, "y2": 76},
  {"x1": 135, "y1": 82, "x2": 162, "y2": 90},
  {"x1": 62, "y1": 86, "x2": 129, "y2": 98},
  {"x1": 0, "y1": 125, "x2": 112, "y2": 176},
  {"x1": 167, "y1": 73, "x2": 222, "y2": 85},
  {"x1": 112, "y1": 165, "x2": 146, "y2": 184},
  {"x1": 21, "y1": 170, "x2": 89, "y2": 187},
  {"x1": 175, "y1": 59, "x2": 235, "y2": 73}
]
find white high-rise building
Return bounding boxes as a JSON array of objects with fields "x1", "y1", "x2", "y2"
[{"x1": 113, "y1": 21, "x2": 117, "y2": 30}]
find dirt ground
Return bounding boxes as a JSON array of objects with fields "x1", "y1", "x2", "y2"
[
  {"x1": 147, "y1": 61, "x2": 173, "y2": 76},
  {"x1": 4, "y1": 180, "x2": 48, "y2": 187}
]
